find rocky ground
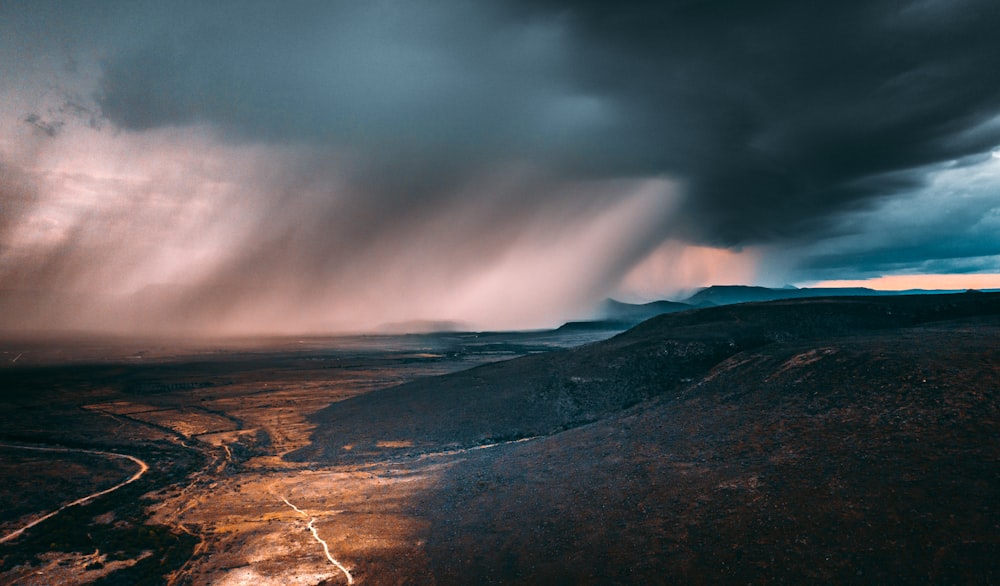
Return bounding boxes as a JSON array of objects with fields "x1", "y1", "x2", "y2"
[
  {"x1": 1, "y1": 292, "x2": 998, "y2": 584},
  {"x1": 417, "y1": 317, "x2": 1000, "y2": 583}
]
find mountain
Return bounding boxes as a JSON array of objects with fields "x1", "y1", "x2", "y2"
[
  {"x1": 419, "y1": 309, "x2": 1000, "y2": 584},
  {"x1": 681, "y1": 284, "x2": 876, "y2": 306},
  {"x1": 679, "y1": 284, "x2": 975, "y2": 307},
  {"x1": 598, "y1": 298, "x2": 693, "y2": 320},
  {"x1": 555, "y1": 298, "x2": 694, "y2": 332},
  {"x1": 292, "y1": 291, "x2": 1000, "y2": 582},
  {"x1": 291, "y1": 291, "x2": 1000, "y2": 464}
]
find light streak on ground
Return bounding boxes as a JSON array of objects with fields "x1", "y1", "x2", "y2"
[
  {"x1": 0, "y1": 443, "x2": 149, "y2": 544},
  {"x1": 281, "y1": 497, "x2": 354, "y2": 584},
  {"x1": 416, "y1": 435, "x2": 540, "y2": 460}
]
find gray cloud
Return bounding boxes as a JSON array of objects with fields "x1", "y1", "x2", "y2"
[
  {"x1": 95, "y1": 2, "x2": 614, "y2": 170},
  {"x1": 87, "y1": 1, "x2": 1000, "y2": 243},
  {"x1": 2, "y1": 0, "x2": 1000, "y2": 334},
  {"x1": 791, "y1": 157, "x2": 1000, "y2": 280},
  {"x1": 517, "y1": 0, "x2": 1000, "y2": 243}
]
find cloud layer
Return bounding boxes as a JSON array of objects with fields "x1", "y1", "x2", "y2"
[{"x1": 2, "y1": 1, "x2": 1000, "y2": 334}]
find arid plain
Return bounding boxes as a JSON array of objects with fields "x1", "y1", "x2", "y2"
[
  {"x1": 0, "y1": 329, "x2": 613, "y2": 584},
  {"x1": 2, "y1": 293, "x2": 999, "y2": 584}
]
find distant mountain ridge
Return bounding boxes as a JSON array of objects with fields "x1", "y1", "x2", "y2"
[
  {"x1": 575, "y1": 286, "x2": 938, "y2": 331},
  {"x1": 600, "y1": 298, "x2": 692, "y2": 320},
  {"x1": 555, "y1": 298, "x2": 692, "y2": 332},
  {"x1": 677, "y1": 284, "x2": 976, "y2": 307}
]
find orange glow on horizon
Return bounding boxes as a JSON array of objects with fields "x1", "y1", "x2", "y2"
[
  {"x1": 615, "y1": 241, "x2": 760, "y2": 301},
  {"x1": 806, "y1": 274, "x2": 1000, "y2": 291}
]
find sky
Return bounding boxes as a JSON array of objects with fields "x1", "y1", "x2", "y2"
[{"x1": 1, "y1": 0, "x2": 1000, "y2": 335}]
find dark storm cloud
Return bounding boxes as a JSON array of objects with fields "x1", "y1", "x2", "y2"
[
  {"x1": 88, "y1": 0, "x2": 1000, "y2": 248},
  {"x1": 511, "y1": 0, "x2": 1000, "y2": 244},
  {"x1": 791, "y1": 157, "x2": 1000, "y2": 280},
  {"x1": 2, "y1": 0, "x2": 1000, "y2": 334},
  {"x1": 85, "y1": 1, "x2": 649, "y2": 283},
  {"x1": 95, "y1": 1, "x2": 612, "y2": 172},
  {"x1": 806, "y1": 235, "x2": 1000, "y2": 277}
]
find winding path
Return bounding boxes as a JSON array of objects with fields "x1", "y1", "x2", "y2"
[
  {"x1": 0, "y1": 443, "x2": 149, "y2": 544},
  {"x1": 281, "y1": 497, "x2": 354, "y2": 584}
]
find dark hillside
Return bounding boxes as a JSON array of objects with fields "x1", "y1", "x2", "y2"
[
  {"x1": 291, "y1": 292, "x2": 1000, "y2": 464},
  {"x1": 418, "y1": 315, "x2": 1000, "y2": 584},
  {"x1": 681, "y1": 285, "x2": 882, "y2": 306}
]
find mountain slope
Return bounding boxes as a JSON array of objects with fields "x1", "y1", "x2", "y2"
[
  {"x1": 418, "y1": 315, "x2": 1000, "y2": 583},
  {"x1": 555, "y1": 298, "x2": 693, "y2": 332},
  {"x1": 598, "y1": 298, "x2": 693, "y2": 320},
  {"x1": 290, "y1": 291, "x2": 1000, "y2": 464}
]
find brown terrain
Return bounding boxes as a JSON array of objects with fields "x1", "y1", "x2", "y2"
[{"x1": 1, "y1": 292, "x2": 998, "y2": 584}]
